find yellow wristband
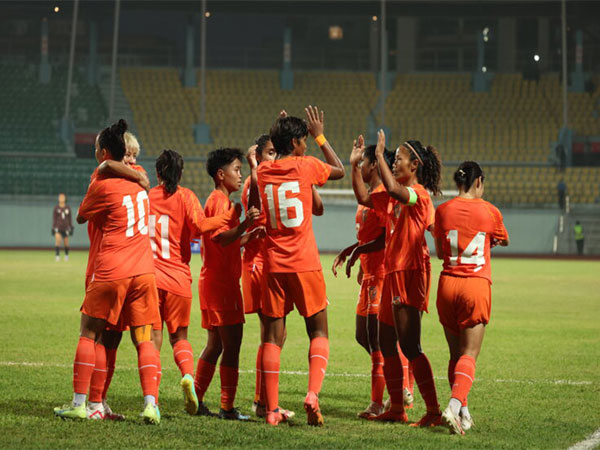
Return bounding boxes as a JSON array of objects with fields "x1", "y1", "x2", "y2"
[{"x1": 315, "y1": 134, "x2": 327, "y2": 147}]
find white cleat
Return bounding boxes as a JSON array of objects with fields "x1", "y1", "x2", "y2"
[
  {"x1": 460, "y1": 411, "x2": 474, "y2": 431},
  {"x1": 442, "y1": 406, "x2": 465, "y2": 435},
  {"x1": 86, "y1": 402, "x2": 106, "y2": 420},
  {"x1": 358, "y1": 401, "x2": 384, "y2": 419},
  {"x1": 103, "y1": 400, "x2": 125, "y2": 421},
  {"x1": 403, "y1": 387, "x2": 414, "y2": 408}
]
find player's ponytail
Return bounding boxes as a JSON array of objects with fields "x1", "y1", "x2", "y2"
[
  {"x1": 454, "y1": 161, "x2": 484, "y2": 192},
  {"x1": 405, "y1": 140, "x2": 442, "y2": 196},
  {"x1": 156, "y1": 149, "x2": 183, "y2": 195},
  {"x1": 98, "y1": 118, "x2": 128, "y2": 161}
]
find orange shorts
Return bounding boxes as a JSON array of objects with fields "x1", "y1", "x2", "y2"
[
  {"x1": 242, "y1": 265, "x2": 263, "y2": 314},
  {"x1": 199, "y1": 272, "x2": 244, "y2": 330},
  {"x1": 81, "y1": 273, "x2": 160, "y2": 328},
  {"x1": 378, "y1": 269, "x2": 431, "y2": 326},
  {"x1": 154, "y1": 289, "x2": 192, "y2": 334},
  {"x1": 436, "y1": 274, "x2": 491, "y2": 336},
  {"x1": 356, "y1": 276, "x2": 384, "y2": 317},
  {"x1": 261, "y1": 271, "x2": 328, "y2": 319}
]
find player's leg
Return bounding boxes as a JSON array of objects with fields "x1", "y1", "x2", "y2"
[
  {"x1": 95, "y1": 329, "x2": 124, "y2": 420},
  {"x1": 262, "y1": 314, "x2": 285, "y2": 425},
  {"x1": 359, "y1": 313, "x2": 386, "y2": 418},
  {"x1": 63, "y1": 236, "x2": 70, "y2": 261},
  {"x1": 54, "y1": 314, "x2": 107, "y2": 419},
  {"x1": 303, "y1": 308, "x2": 328, "y2": 427},
  {"x1": 168, "y1": 327, "x2": 197, "y2": 415},
  {"x1": 216, "y1": 323, "x2": 247, "y2": 420},
  {"x1": 394, "y1": 303, "x2": 441, "y2": 427},
  {"x1": 194, "y1": 326, "x2": 222, "y2": 415},
  {"x1": 54, "y1": 232, "x2": 62, "y2": 261}
]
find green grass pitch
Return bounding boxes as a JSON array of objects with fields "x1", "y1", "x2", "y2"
[{"x1": 0, "y1": 250, "x2": 598, "y2": 448}]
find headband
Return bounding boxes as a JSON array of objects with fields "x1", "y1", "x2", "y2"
[{"x1": 403, "y1": 142, "x2": 424, "y2": 166}]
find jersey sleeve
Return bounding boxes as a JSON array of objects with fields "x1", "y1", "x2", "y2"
[
  {"x1": 52, "y1": 206, "x2": 59, "y2": 229},
  {"x1": 370, "y1": 190, "x2": 390, "y2": 215},
  {"x1": 489, "y1": 204, "x2": 509, "y2": 241},
  {"x1": 181, "y1": 189, "x2": 207, "y2": 238},
  {"x1": 208, "y1": 195, "x2": 234, "y2": 241},
  {"x1": 305, "y1": 156, "x2": 332, "y2": 187},
  {"x1": 433, "y1": 206, "x2": 444, "y2": 238},
  {"x1": 78, "y1": 181, "x2": 107, "y2": 221}
]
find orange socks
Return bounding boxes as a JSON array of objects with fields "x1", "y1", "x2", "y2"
[
  {"x1": 73, "y1": 336, "x2": 96, "y2": 395},
  {"x1": 412, "y1": 353, "x2": 440, "y2": 413},
  {"x1": 451, "y1": 355, "x2": 476, "y2": 405},
  {"x1": 194, "y1": 358, "x2": 216, "y2": 402},
  {"x1": 308, "y1": 337, "x2": 329, "y2": 394},
  {"x1": 370, "y1": 351, "x2": 385, "y2": 404},
  {"x1": 220, "y1": 365, "x2": 239, "y2": 410},
  {"x1": 88, "y1": 343, "x2": 107, "y2": 402},
  {"x1": 383, "y1": 354, "x2": 404, "y2": 405},
  {"x1": 102, "y1": 347, "x2": 117, "y2": 399},
  {"x1": 173, "y1": 340, "x2": 195, "y2": 377},
  {"x1": 262, "y1": 343, "x2": 281, "y2": 412},
  {"x1": 254, "y1": 344, "x2": 263, "y2": 404},
  {"x1": 136, "y1": 341, "x2": 159, "y2": 398},
  {"x1": 155, "y1": 348, "x2": 162, "y2": 401}
]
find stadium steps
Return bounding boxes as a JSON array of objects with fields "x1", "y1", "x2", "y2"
[{"x1": 99, "y1": 66, "x2": 139, "y2": 136}]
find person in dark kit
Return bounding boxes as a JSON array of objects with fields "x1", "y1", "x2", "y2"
[
  {"x1": 574, "y1": 221, "x2": 584, "y2": 256},
  {"x1": 557, "y1": 179, "x2": 566, "y2": 211},
  {"x1": 52, "y1": 193, "x2": 73, "y2": 261}
]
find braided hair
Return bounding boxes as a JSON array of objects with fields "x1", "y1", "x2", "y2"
[{"x1": 404, "y1": 140, "x2": 442, "y2": 196}]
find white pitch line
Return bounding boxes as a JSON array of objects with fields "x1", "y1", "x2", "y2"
[
  {"x1": 0, "y1": 360, "x2": 594, "y2": 386},
  {"x1": 567, "y1": 428, "x2": 600, "y2": 450}
]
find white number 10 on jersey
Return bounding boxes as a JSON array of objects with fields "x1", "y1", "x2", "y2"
[{"x1": 264, "y1": 181, "x2": 304, "y2": 229}]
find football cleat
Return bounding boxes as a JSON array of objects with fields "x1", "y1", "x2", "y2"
[
  {"x1": 86, "y1": 402, "x2": 106, "y2": 420},
  {"x1": 304, "y1": 392, "x2": 324, "y2": 427},
  {"x1": 442, "y1": 406, "x2": 465, "y2": 435},
  {"x1": 368, "y1": 404, "x2": 408, "y2": 422},
  {"x1": 410, "y1": 411, "x2": 442, "y2": 428},
  {"x1": 181, "y1": 374, "x2": 199, "y2": 415},
  {"x1": 460, "y1": 411, "x2": 474, "y2": 431},
  {"x1": 357, "y1": 401, "x2": 384, "y2": 419},
  {"x1": 102, "y1": 400, "x2": 125, "y2": 421},
  {"x1": 403, "y1": 387, "x2": 414, "y2": 408},
  {"x1": 195, "y1": 401, "x2": 214, "y2": 417},
  {"x1": 218, "y1": 407, "x2": 249, "y2": 421},
  {"x1": 54, "y1": 403, "x2": 86, "y2": 420},
  {"x1": 142, "y1": 403, "x2": 161, "y2": 425}
]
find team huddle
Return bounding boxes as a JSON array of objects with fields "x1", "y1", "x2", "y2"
[{"x1": 54, "y1": 106, "x2": 509, "y2": 435}]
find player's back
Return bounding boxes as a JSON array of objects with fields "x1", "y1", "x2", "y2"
[
  {"x1": 149, "y1": 185, "x2": 203, "y2": 297},
  {"x1": 80, "y1": 175, "x2": 154, "y2": 282},
  {"x1": 257, "y1": 156, "x2": 331, "y2": 273},
  {"x1": 435, "y1": 197, "x2": 508, "y2": 282}
]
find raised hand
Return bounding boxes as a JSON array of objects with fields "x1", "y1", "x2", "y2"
[
  {"x1": 246, "y1": 145, "x2": 258, "y2": 170},
  {"x1": 375, "y1": 129, "x2": 386, "y2": 159},
  {"x1": 305, "y1": 105, "x2": 324, "y2": 138},
  {"x1": 350, "y1": 135, "x2": 365, "y2": 167}
]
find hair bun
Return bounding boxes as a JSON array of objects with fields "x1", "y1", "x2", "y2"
[{"x1": 113, "y1": 119, "x2": 128, "y2": 135}]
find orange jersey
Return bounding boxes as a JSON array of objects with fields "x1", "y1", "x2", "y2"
[
  {"x1": 241, "y1": 176, "x2": 267, "y2": 272},
  {"x1": 78, "y1": 175, "x2": 154, "y2": 282},
  {"x1": 149, "y1": 185, "x2": 207, "y2": 298},
  {"x1": 356, "y1": 184, "x2": 386, "y2": 278},
  {"x1": 371, "y1": 183, "x2": 434, "y2": 273},
  {"x1": 257, "y1": 156, "x2": 331, "y2": 273},
  {"x1": 434, "y1": 197, "x2": 508, "y2": 283},
  {"x1": 85, "y1": 164, "x2": 147, "y2": 278},
  {"x1": 201, "y1": 189, "x2": 241, "y2": 279}
]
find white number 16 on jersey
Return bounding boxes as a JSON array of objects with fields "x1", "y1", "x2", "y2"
[{"x1": 264, "y1": 181, "x2": 304, "y2": 229}]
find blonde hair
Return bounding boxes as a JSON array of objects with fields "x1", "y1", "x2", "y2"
[{"x1": 124, "y1": 131, "x2": 140, "y2": 157}]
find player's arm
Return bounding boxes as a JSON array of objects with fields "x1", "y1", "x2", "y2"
[
  {"x1": 305, "y1": 105, "x2": 345, "y2": 180},
  {"x1": 240, "y1": 226, "x2": 266, "y2": 247},
  {"x1": 52, "y1": 206, "x2": 60, "y2": 232},
  {"x1": 332, "y1": 242, "x2": 358, "y2": 277},
  {"x1": 312, "y1": 186, "x2": 324, "y2": 216},
  {"x1": 246, "y1": 145, "x2": 261, "y2": 211},
  {"x1": 98, "y1": 160, "x2": 150, "y2": 191},
  {"x1": 350, "y1": 135, "x2": 373, "y2": 208},
  {"x1": 213, "y1": 206, "x2": 260, "y2": 247},
  {"x1": 185, "y1": 191, "x2": 241, "y2": 237},
  {"x1": 490, "y1": 206, "x2": 510, "y2": 247},
  {"x1": 374, "y1": 130, "x2": 414, "y2": 205},
  {"x1": 345, "y1": 230, "x2": 385, "y2": 278}
]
